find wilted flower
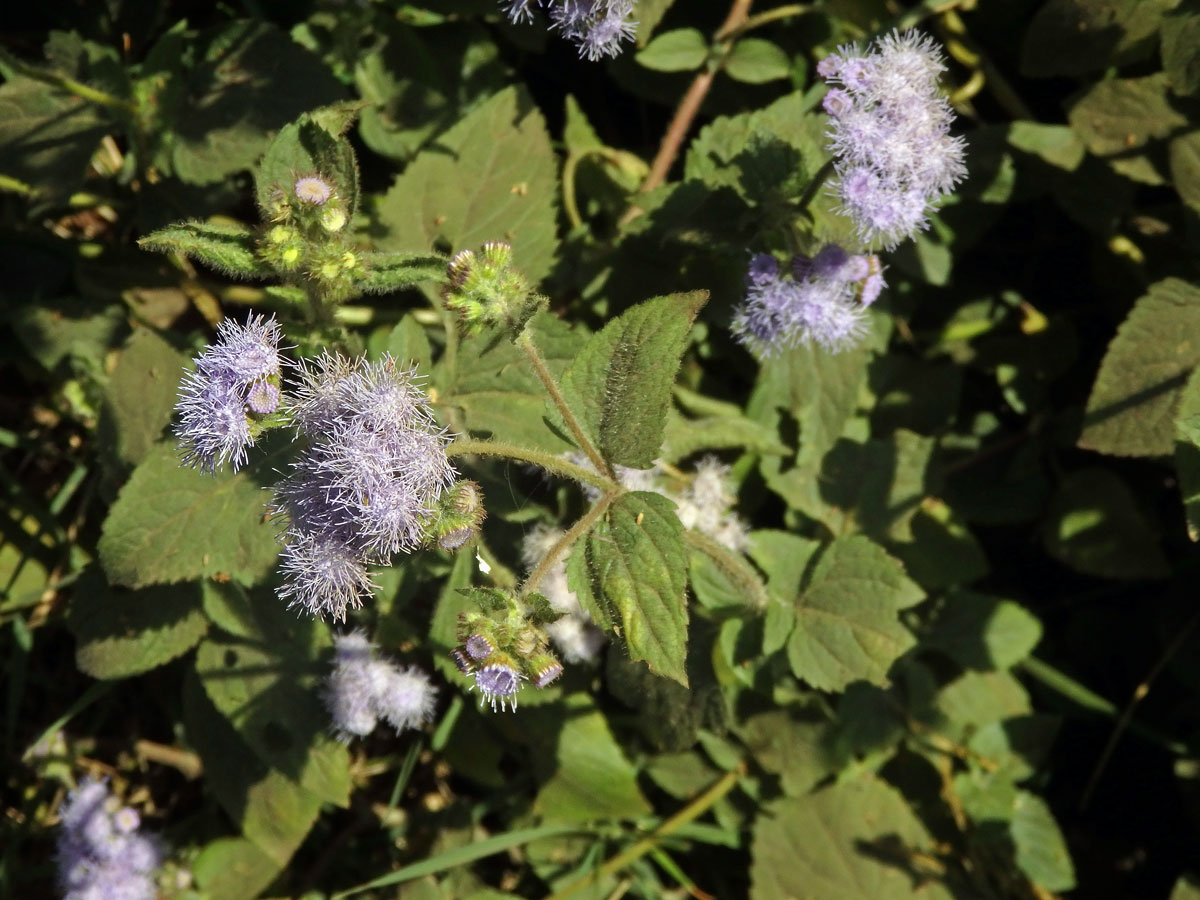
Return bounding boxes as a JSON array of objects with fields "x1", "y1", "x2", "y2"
[
  {"x1": 323, "y1": 632, "x2": 437, "y2": 739},
  {"x1": 174, "y1": 314, "x2": 284, "y2": 472},
  {"x1": 57, "y1": 777, "x2": 161, "y2": 900},
  {"x1": 818, "y1": 30, "x2": 966, "y2": 248}
]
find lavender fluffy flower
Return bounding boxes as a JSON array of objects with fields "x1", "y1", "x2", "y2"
[
  {"x1": 57, "y1": 777, "x2": 161, "y2": 900},
  {"x1": 818, "y1": 30, "x2": 966, "y2": 249},
  {"x1": 500, "y1": 0, "x2": 636, "y2": 60},
  {"x1": 175, "y1": 314, "x2": 284, "y2": 472},
  {"x1": 275, "y1": 353, "x2": 455, "y2": 620},
  {"x1": 324, "y1": 632, "x2": 437, "y2": 739},
  {"x1": 732, "y1": 248, "x2": 883, "y2": 355}
]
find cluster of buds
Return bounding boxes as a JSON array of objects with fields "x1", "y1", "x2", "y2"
[
  {"x1": 427, "y1": 480, "x2": 487, "y2": 551},
  {"x1": 452, "y1": 589, "x2": 565, "y2": 712},
  {"x1": 256, "y1": 174, "x2": 362, "y2": 302},
  {"x1": 442, "y1": 241, "x2": 544, "y2": 336}
]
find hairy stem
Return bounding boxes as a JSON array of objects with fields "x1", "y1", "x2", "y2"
[
  {"x1": 445, "y1": 438, "x2": 618, "y2": 494},
  {"x1": 683, "y1": 529, "x2": 770, "y2": 611},
  {"x1": 516, "y1": 331, "x2": 614, "y2": 478},
  {"x1": 540, "y1": 767, "x2": 743, "y2": 900},
  {"x1": 521, "y1": 493, "x2": 615, "y2": 598}
]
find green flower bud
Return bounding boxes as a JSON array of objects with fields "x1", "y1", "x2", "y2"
[{"x1": 441, "y1": 242, "x2": 544, "y2": 337}]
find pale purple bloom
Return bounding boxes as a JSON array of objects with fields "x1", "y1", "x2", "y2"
[
  {"x1": 57, "y1": 777, "x2": 161, "y2": 900},
  {"x1": 324, "y1": 632, "x2": 437, "y2": 739},
  {"x1": 472, "y1": 662, "x2": 525, "y2": 712},
  {"x1": 732, "y1": 245, "x2": 883, "y2": 355},
  {"x1": 465, "y1": 634, "x2": 494, "y2": 660},
  {"x1": 174, "y1": 314, "x2": 284, "y2": 472},
  {"x1": 500, "y1": 0, "x2": 636, "y2": 59},
  {"x1": 294, "y1": 176, "x2": 332, "y2": 205},
  {"x1": 819, "y1": 30, "x2": 966, "y2": 248}
]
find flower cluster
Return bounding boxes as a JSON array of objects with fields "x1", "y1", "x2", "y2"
[
  {"x1": 673, "y1": 456, "x2": 751, "y2": 552},
  {"x1": 521, "y1": 525, "x2": 606, "y2": 664},
  {"x1": 731, "y1": 246, "x2": 884, "y2": 356},
  {"x1": 258, "y1": 174, "x2": 362, "y2": 301},
  {"x1": 453, "y1": 593, "x2": 565, "y2": 712},
  {"x1": 175, "y1": 314, "x2": 284, "y2": 472},
  {"x1": 323, "y1": 631, "x2": 438, "y2": 740},
  {"x1": 501, "y1": 0, "x2": 636, "y2": 60},
  {"x1": 56, "y1": 777, "x2": 161, "y2": 900},
  {"x1": 442, "y1": 241, "x2": 542, "y2": 335},
  {"x1": 275, "y1": 352, "x2": 457, "y2": 620},
  {"x1": 818, "y1": 30, "x2": 966, "y2": 249}
]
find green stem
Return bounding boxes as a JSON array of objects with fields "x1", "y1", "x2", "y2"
[
  {"x1": 0, "y1": 46, "x2": 134, "y2": 113},
  {"x1": 540, "y1": 768, "x2": 743, "y2": 900},
  {"x1": 724, "y1": 3, "x2": 812, "y2": 39},
  {"x1": 796, "y1": 157, "x2": 836, "y2": 214},
  {"x1": 521, "y1": 493, "x2": 615, "y2": 598},
  {"x1": 445, "y1": 438, "x2": 618, "y2": 494},
  {"x1": 683, "y1": 529, "x2": 770, "y2": 611},
  {"x1": 516, "y1": 331, "x2": 613, "y2": 479},
  {"x1": 562, "y1": 147, "x2": 636, "y2": 230}
]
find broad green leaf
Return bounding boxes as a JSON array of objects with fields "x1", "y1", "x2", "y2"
[
  {"x1": 968, "y1": 714, "x2": 1060, "y2": 782},
  {"x1": 67, "y1": 570, "x2": 208, "y2": 679},
  {"x1": 785, "y1": 536, "x2": 922, "y2": 692},
  {"x1": 1042, "y1": 468, "x2": 1169, "y2": 579},
  {"x1": 429, "y1": 551, "x2": 477, "y2": 685},
  {"x1": 355, "y1": 250, "x2": 447, "y2": 294},
  {"x1": 194, "y1": 636, "x2": 350, "y2": 807},
  {"x1": 1010, "y1": 790, "x2": 1076, "y2": 892},
  {"x1": 1007, "y1": 122, "x2": 1085, "y2": 170},
  {"x1": 739, "y1": 711, "x2": 833, "y2": 796},
  {"x1": 1163, "y1": 12, "x2": 1200, "y2": 96},
  {"x1": 661, "y1": 408, "x2": 788, "y2": 462},
  {"x1": 1067, "y1": 74, "x2": 1186, "y2": 157},
  {"x1": 157, "y1": 21, "x2": 347, "y2": 186},
  {"x1": 893, "y1": 502, "x2": 990, "y2": 590},
  {"x1": 385, "y1": 314, "x2": 434, "y2": 375},
  {"x1": 556, "y1": 291, "x2": 706, "y2": 469},
  {"x1": 1020, "y1": 0, "x2": 1175, "y2": 77},
  {"x1": 103, "y1": 327, "x2": 187, "y2": 467},
  {"x1": 748, "y1": 530, "x2": 820, "y2": 655},
  {"x1": 605, "y1": 647, "x2": 723, "y2": 750},
  {"x1": 533, "y1": 696, "x2": 651, "y2": 821},
  {"x1": 750, "y1": 777, "x2": 954, "y2": 900},
  {"x1": 10, "y1": 300, "x2": 126, "y2": 374},
  {"x1": 936, "y1": 670, "x2": 1031, "y2": 744},
  {"x1": 1175, "y1": 365, "x2": 1200, "y2": 540},
  {"x1": 635, "y1": 29, "x2": 708, "y2": 72},
  {"x1": 1170, "y1": 130, "x2": 1200, "y2": 211},
  {"x1": 1079, "y1": 279, "x2": 1200, "y2": 456},
  {"x1": 191, "y1": 837, "x2": 283, "y2": 900},
  {"x1": 445, "y1": 312, "x2": 588, "y2": 452},
  {"x1": 255, "y1": 101, "x2": 362, "y2": 220},
  {"x1": 576, "y1": 492, "x2": 689, "y2": 685},
  {"x1": 925, "y1": 591, "x2": 1043, "y2": 671},
  {"x1": 138, "y1": 221, "x2": 271, "y2": 279},
  {"x1": 724, "y1": 38, "x2": 791, "y2": 84},
  {"x1": 375, "y1": 86, "x2": 558, "y2": 283},
  {"x1": 98, "y1": 442, "x2": 280, "y2": 588}
]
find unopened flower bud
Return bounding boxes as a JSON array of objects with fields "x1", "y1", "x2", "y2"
[{"x1": 530, "y1": 653, "x2": 563, "y2": 688}]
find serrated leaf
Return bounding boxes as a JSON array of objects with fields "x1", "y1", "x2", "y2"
[
  {"x1": 750, "y1": 777, "x2": 954, "y2": 900},
  {"x1": 255, "y1": 101, "x2": 361, "y2": 219},
  {"x1": 936, "y1": 670, "x2": 1032, "y2": 743},
  {"x1": 740, "y1": 711, "x2": 833, "y2": 796},
  {"x1": 194, "y1": 636, "x2": 350, "y2": 807},
  {"x1": 533, "y1": 696, "x2": 651, "y2": 821},
  {"x1": 1080, "y1": 279, "x2": 1200, "y2": 456},
  {"x1": 98, "y1": 442, "x2": 281, "y2": 588},
  {"x1": 748, "y1": 530, "x2": 819, "y2": 655},
  {"x1": 103, "y1": 327, "x2": 187, "y2": 466},
  {"x1": 1067, "y1": 74, "x2": 1186, "y2": 157},
  {"x1": 1164, "y1": 13, "x2": 1200, "y2": 97},
  {"x1": 1042, "y1": 467, "x2": 1169, "y2": 579},
  {"x1": 192, "y1": 837, "x2": 283, "y2": 900},
  {"x1": 785, "y1": 536, "x2": 922, "y2": 692},
  {"x1": 556, "y1": 291, "x2": 706, "y2": 469},
  {"x1": 0, "y1": 76, "x2": 108, "y2": 198},
  {"x1": 445, "y1": 312, "x2": 589, "y2": 451},
  {"x1": 724, "y1": 38, "x2": 791, "y2": 84},
  {"x1": 925, "y1": 591, "x2": 1042, "y2": 671},
  {"x1": 1011, "y1": 790, "x2": 1076, "y2": 891},
  {"x1": 375, "y1": 86, "x2": 558, "y2": 283},
  {"x1": 67, "y1": 570, "x2": 208, "y2": 679},
  {"x1": 580, "y1": 492, "x2": 689, "y2": 685},
  {"x1": 1020, "y1": 0, "x2": 1174, "y2": 77},
  {"x1": 635, "y1": 28, "x2": 708, "y2": 72},
  {"x1": 138, "y1": 221, "x2": 271, "y2": 279},
  {"x1": 356, "y1": 250, "x2": 447, "y2": 295}
]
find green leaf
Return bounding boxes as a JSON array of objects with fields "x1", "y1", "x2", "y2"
[
  {"x1": 194, "y1": 635, "x2": 350, "y2": 807},
  {"x1": 556, "y1": 291, "x2": 706, "y2": 469},
  {"x1": 748, "y1": 530, "x2": 820, "y2": 655},
  {"x1": 1175, "y1": 365, "x2": 1200, "y2": 540},
  {"x1": 635, "y1": 29, "x2": 708, "y2": 72},
  {"x1": 533, "y1": 696, "x2": 651, "y2": 821},
  {"x1": 98, "y1": 442, "x2": 281, "y2": 588},
  {"x1": 1067, "y1": 74, "x2": 1186, "y2": 157},
  {"x1": 892, "y1": 502, "x2": 990, "y2": 590},
  {"x1": 575, "y1": 492, "x2": 689, "y2": 686},
  {"x1": 968, "y1": 714, "x2": 1060, "y2": 782},
  {"x1": 67, "y1": 570, "x2": 208, "y2": 679},
  {"x1": 255, "y1": 101, "x2": 362, "y2": 220},
  {"x1": 1007, "y1": 122, "x2": 1086, "y2": 170},
  {"x1": 605, "y1": 646, "x2": 723, "y2": 751},
  {"x1": 138, "y1": 221, "x2": 271, "y2": 279},
  {"x1": 102, "y1": 327, "x2": 187, "y2": 467},
  {"x1": 1163, "y1": 12, "x2": 1200, "y2": 96},
  {"x1": 192, "y1": 837, "x2": 284, "y2": 900},
  {"x1": 723, "y1": 39, "x2": 791, "y2": 84},
  {"x1": 925, "y1": 592, "x2": 1043, "y2": 671},
  {"x1": 1079, "y1": 279, "x2": 1200, "y2": 456},
  {"x1": 750, "y1": 776, "x2": 954, "y2": 900},
  {"x1": 1010, "y1": 790, "x2": 1076, "y2": 892},
  {"x1": 375, "y1": 86, "x2": 559, "y2": 284},
  {"x1": 1042, "y1": 468, "x2": 1169, "y2": 579},
  {"x1": 661, "y1": 408, "x2": 788, "y2": 462},
  {"x1": 1020, "y1": 0, "x2": 1175, "y2": 77},
  {"x1": 740, "y1": 711, "x2": 833, "y2": 797},
  {"x1": 1170, "y1": 130, "x2": 1200, "y2": 211},
  {"x1": 785, "y1": 536, "x2": 922, "y2": 692},
  {"x1": 445, "y1": 312, "x2": 589, "y2": 452},
  {"x1": 1170, "y1": 873, "x2": 1200, "y2": 900},
  {"x1": 936, "y1": 670, "x2": 1032, "y2": 743},
  {"x1": 385, "y1": 314, "x2": 434, "y2": 375},
  {"x1": 355, "y1": 250, "x2": 447, "y2": 295}
]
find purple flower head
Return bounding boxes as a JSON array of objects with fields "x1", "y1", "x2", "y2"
[
  {"x1": 504, "y1": 0, "x2": 637, "y2": 59},
  {"x1": 747, "y1": 253, "x2": 780, "y2": 286},
  {"x1": 472, "y1": 661, "x2": 525, "y2": 712},
  {"x1": 819, "y1": 30, "x2": 966, "y2": 249},
  {"x1": 450, "y1": 648, "x2": 474, "y2": 674},
  {"x1": 324, "y1": 632, "x2": 438, "y2": 738},
  {"x1": 57, "y1": 778, "x2": 161, "y2": 900},
  {"x1": 277, "y1": 532, "x2": 377, "y2": 622},
  {"x1": 376, "y1": 665, "x2": 438, "y2": 733},
  {"x1": 294, "y1": 176, "x2": 333, "y2": 206},
  {"x1": 465, "y1": 633, "x2": 494, "y2": 660},
  {"x1": 175, "y1": 314, "x2": 284, "y2": 473},
  {"x1": 532, "y1": 657, "x2": 564, "y2": 688}
]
